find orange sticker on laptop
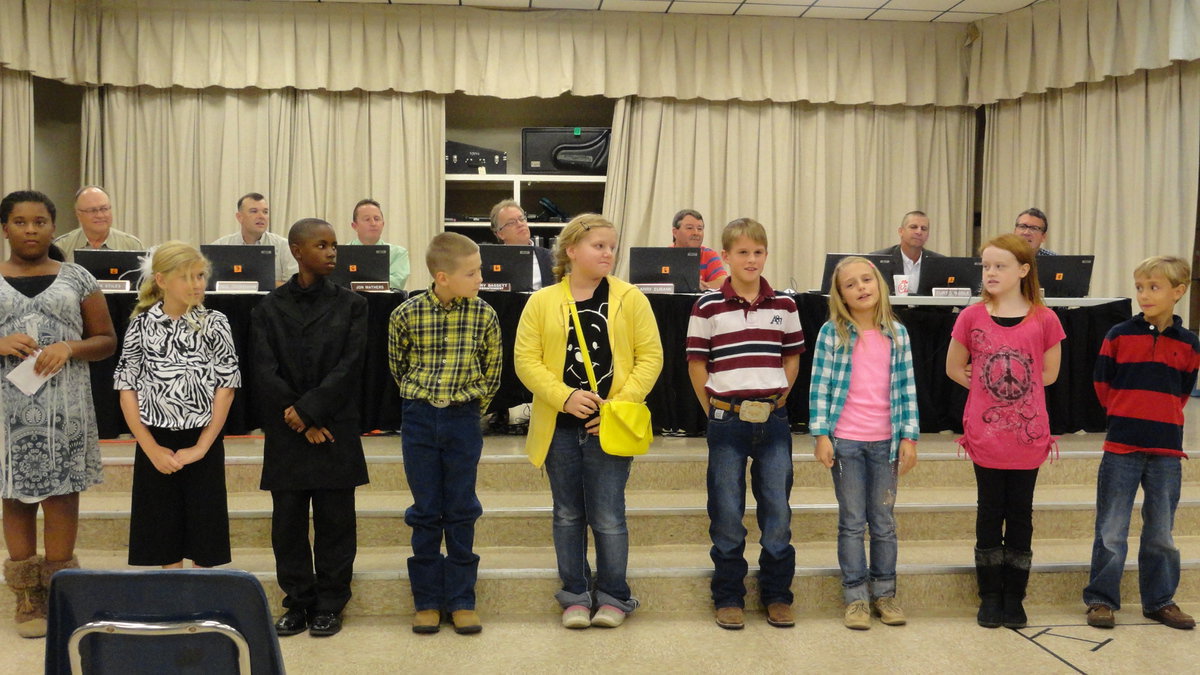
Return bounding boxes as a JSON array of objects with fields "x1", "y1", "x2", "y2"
[
  {"x1": 661, "y1": 266, "x2": 671, "y2": 274},
  {"x1": 349, "y1": 264, "x2": 358, "y2": 272},
  {"x1": 947, "y1": 276, "x2": 956, "y2": 283},
  {"x1": 1055, "y1": 273, "x2": 1064, "y2": 280},
  {"x1": 493, "y1": 264, "x2": 502, "y2": 272},
  {"x1": 233, "y1": 265, "x2": 243, "y2": 273}
]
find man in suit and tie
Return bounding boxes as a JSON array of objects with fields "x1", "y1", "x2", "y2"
[
  {"x1": 872, "y1": 210, "x2": 944, "y2": 294},
  {"x1": 489, "y1": 200, "x2": 555, "y2": 290}
]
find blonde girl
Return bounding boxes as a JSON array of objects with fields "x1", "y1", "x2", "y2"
[
  {"x1": 514, "y1": 214, "x2": 663, "y2": 629},
  {"x1": 946, "y1": 233, "x2": 1064, "y2": 629},
  {"x1": 113, "y1": 242, "x2": 241, "y2": 568},
  {"x1": 809, "y1": 256, "x2": 918, "y2": 630}
]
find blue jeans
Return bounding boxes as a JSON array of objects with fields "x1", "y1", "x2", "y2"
[
  {"x1": 1083, "y1": 451, "x2": 1182, "y2": 612},
  {"x1": 543, "y1": 425, "x2": 637, "y2": 612},
  {"x1": 705, "y1": 405, "x2": 795, "y2": 608},
  {"x1": 830, "y1": 437, "x2": 898, "y2": 604},
  {"x1": 400, "y1": 399, "x2": 484, "y2": 612}
]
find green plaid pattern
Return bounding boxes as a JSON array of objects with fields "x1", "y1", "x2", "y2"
[
  {"x1": 388, "y1": 288, "x2": 502, "y2": 411},
  {"x1": 808, "y1": 320, "x2": 919, "y2": 461}
]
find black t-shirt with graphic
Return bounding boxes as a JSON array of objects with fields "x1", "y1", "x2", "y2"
[{"x1": 559, "y1": 278, "x2": 612, "y2": 429}]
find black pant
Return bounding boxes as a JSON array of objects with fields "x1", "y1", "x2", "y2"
[
  {"x1": 271, "y1": 488, "x2": 357, "y2": 614},
  {"x1": 973, "y1": 465, "x2": 1039, "y2": 551}
]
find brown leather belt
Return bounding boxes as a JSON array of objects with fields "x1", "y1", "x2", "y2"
[{"x1": 709, "y1": 395, "x2": 782, "y2": 414}]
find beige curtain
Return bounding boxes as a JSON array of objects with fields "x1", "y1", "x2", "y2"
[
  {"x1": 604, "y1": 97, "x2": 976, "y2": 291},
  {"x1": 969, "y1": 0, "x2": 1200, "y2": 104},
  {"x1": 2, "y1": 0, "x2": 969, "y2": 106},
  {"x1": 82, "y1": 85, "x2": 444, "y2": 288},
  {"x1": 981, "y1": 60, "x2": 1200, "y2": 309},
  {"x1": 0, "y1": 67, "x2": 34, "y2": 196}
]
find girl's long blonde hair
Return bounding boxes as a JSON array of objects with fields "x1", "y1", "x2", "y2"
[
  {"x1": 552, "y1": 213, "x2": 616, "y2": 281},
  {"x1": 131, "y1": 241, "x2": 211, "y2": 321},
  {"x1": 826, "y1": 255, "x2": 898, "y2": 349}
]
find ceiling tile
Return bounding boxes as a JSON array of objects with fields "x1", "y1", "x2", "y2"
[
  {"x1": 741, "y1": 0, "x2": 811, "y2": 6},
  {"x1": 668, "y1": 1, "x2": 738, "y2": 13},
  {"x1": 801, "y1": 6, "x2": 874, "y2": 19},
  {"x1": 319, "y1": 0, "x2": 388, "y2": 3},
  {"x1": 388, "y1": 0, "x2": 460, "y2": 4},
  {"x1": 673, "y1": 0, "x2": 743, "y2": 4},
  {"x1": 953, "y1": 0, "x2": 1034, "y2": 12},
  {"x1": 882, "y1": 0, "x2": 957, "y2": 9},
  {"x1": 600, "y1": 0, "x2": 671, "y2": 10},
  {"x1": 736, "y1": 3, "x2": 807, "y2": 16},
  {"x1": 532, "y1": 0, "x2": 601, "y2": 8},
  {"x1": 933, "y1": 10, "x2": 994, "y2": 22},
  {"x1": 808, "y1": 0, "x2": 885, "y2": 8},
  {"x1": 870, "y1": 8, "x2": 941, "y2": 20}
]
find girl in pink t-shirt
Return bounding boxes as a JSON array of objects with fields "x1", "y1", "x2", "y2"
[
  {"x1": 946, "y1": 234, "x2": 1065, "y2": 631},
  {"x1": 810, "y1": 257, "x2": 919, "y2": 630}
]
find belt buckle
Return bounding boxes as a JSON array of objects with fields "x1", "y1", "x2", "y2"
[
  {"x1": 429, "y1": 399, "x2": 451, "y2": 409},
  {"x1": 738, "y1": 400, "x2": 772, "y2": 423}
]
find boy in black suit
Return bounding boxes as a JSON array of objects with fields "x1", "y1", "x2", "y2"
[{"x1": 252, "y1": 218, "x2": 369, "y2": 637}]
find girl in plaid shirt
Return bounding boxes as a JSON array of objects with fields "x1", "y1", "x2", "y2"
[{"x1": 809, "y1": 256, "x2": 919, "y2": 630}]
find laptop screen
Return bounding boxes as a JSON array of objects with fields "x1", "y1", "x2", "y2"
[
  {"x1": 200, "y1": 245, "x2": 275, "y2": 291},
  {"x1": 628, "y1": 247, "x2": 701, "y2": 293},
  {"x1": 1036, "y1": 255, "x2": 1095, "y2": 298},
  {"x1": 818, "y1": 253, "x2": 897, "y2": 294},
  {"x1": 916, "y1": 256, "x2": 983, "y2": 296},
  {"x1": 330, "y1": 244, "x2": 390, "y2": 288},
  {"x1": 75, "y1": 249, "x2": 146, "y2": 283},
  {"x1": 479, "y1": 245, "x2": 536, "y2": 293}
]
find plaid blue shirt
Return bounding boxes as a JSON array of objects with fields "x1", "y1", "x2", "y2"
[{"x1": 808, "y1": 320, "x2": 919, "y2": 461}]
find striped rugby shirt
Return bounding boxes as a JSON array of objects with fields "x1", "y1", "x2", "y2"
[
  {"x1": 685, "y1": 277, "x2": 804, "y2": 399},
  {"x1": 1094, "y1": 313, "x2": 1200, "y2": 458}
]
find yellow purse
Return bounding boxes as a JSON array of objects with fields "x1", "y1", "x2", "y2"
[{"x1": 566, "y1": 283, "x2": 653, "y2": 457}]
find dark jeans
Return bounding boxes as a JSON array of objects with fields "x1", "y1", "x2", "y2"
[
  {"x1": 400, "y1": 399, "x2": 484, "y2": 612},
  {"x1": 543, "y1": 425, "x2": 637, "y2": 612},
  {"x1": 705, "y1": 405, "x2": 795, "y2": 609},
  {"x1": 1083, "y1": 451, "x2": 1182, "y2": 612},
  {"x1": 973, "y1": 464, "x2": 1039, "y2": 551},
  {"x1": 271, "y1": 487, "x2": 357, "y2": 614}
]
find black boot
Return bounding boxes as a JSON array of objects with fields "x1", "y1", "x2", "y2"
[
  {"x1": 975, "y1": 546, "x2": 1004, "y2": 628},
  {"x1": 1002, "y1": 548, "x2": 1032, "y2": 629}
]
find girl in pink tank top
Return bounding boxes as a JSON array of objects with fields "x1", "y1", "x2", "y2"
[{"x1": 946, "y1": 234, "x2": 1064, "y2": 631}]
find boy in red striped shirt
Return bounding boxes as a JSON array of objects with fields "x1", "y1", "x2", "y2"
[
  {"x1": 1084, "y1": 256, "x2": 1200, "y2": 630},
  {"x1": 686, "y1": 218, "x2": 804, "y2": 630}
]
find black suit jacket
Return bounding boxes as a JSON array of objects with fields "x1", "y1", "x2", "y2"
[
  {"x1": 533, "y1": 245, "x2": 556, "y2": 289},
  {"x1": 252, "y1": 277, "x2": 370, "y2": 491},
  {"x1": 870, "y1": 244, "x2": 945, "y2": 296}
]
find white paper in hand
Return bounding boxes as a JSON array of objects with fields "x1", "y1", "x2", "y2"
[{"x1": 5, "y1": 351, "x2": 53, "y2": 396}]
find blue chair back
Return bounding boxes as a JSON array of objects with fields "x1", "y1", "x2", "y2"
[{"x1": 44, "y1": 569, "x2": 285, "y2": 675}]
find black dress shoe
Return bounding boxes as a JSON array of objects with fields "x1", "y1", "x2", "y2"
[
  {"x1": 274, "y1": 608, "x2": 309, "y2": 636},
  {"x1": 309, "y1": 611, "x2": 342, "y2": 637}
]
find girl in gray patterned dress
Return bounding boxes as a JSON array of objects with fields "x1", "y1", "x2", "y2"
[{"x1": 0, "y1": 191, "x2": 117, "y2": 638}]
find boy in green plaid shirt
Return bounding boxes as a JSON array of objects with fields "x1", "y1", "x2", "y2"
[{"x1": 388, "y1": 233, "x2": 501, "y2": 635}]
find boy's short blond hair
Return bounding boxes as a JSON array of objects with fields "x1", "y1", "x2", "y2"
[
  {"x1": 1134, "y1": 256, "x2": 1191, "y2": 288},
  {"x1": 426, "y1": 232, "x2": 479, "y2": 276},
  {"x1": 721, "y1": 218, "x2": 768, "y2": 252}
]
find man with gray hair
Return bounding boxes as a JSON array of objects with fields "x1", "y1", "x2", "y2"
[
  {"x1": 53, "y1": 186, "x2": 145, "y2": 263},
  {"x1": 671, "y1": 209, "x2": 727, "y2": 291},
  {"x1": 489, "y1": 199, "x2": 555, "y2": 290}
]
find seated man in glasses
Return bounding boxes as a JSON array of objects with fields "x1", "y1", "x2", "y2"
[
  {"x1": 53, "y1": 186, "x2": 145, "y2": 263},
  {"x1": 1013, "y1": 207, "x2": 1057, "y2": 256},
  {"x1": 489, "y1": 200, "x2": 555, "y2": 290}
]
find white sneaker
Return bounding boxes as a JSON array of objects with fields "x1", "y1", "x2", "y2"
[
  {"x1": 590, "y1": 605, "x2": 626, "y2": 628},
  {"x1": 562, "y1": 605, "x2": 591, "y2": 629}
]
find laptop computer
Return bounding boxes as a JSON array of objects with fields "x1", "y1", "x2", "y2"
[
  {"x1": 628, "y1": 247, "x2": 701, "y2": 293},
  {"x1": 479, "y1": 245, "x2": 536, "y2": 293},
  {"x1": 818, "y1": 253, "x2": 897, "y2": 294},
  {"x1": 75, "y1": 250, "x2": 146, "y2": 284},
  {"x1": 1037, "y1": 255, "x2": 1095, "y2": 298},
  {"x1": 200, "y1": 244, "x2": 275, "y2": 291},
  {"x1": 329, "y1": 244, "x2": 390, "y2": 288},
  {"x1": 917, "y1": 256, "x2": 983, "y2": 296}
]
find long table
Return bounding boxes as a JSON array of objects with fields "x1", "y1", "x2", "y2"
[{"x1": 91, "y1": 292, "x2": 1130, "y2": 439}]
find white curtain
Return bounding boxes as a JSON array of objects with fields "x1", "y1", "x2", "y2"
[
  {"x1": 82, "y1": 85, "x2": 444, "y2": 287},
  {"x1": 605, "y1": 97, "x2": 976, "y2": 291},
  {"x1": 0, "y1": 67, "x2": 34, "y2": 196},
  {"x1": 969, "y1": 0, "x2": 1200, "y2": 104},
  {"x1": 981, "y1": 60, "x2": 1200, "y2": 309},
  {"x1": 2, "y1": 0, "x2": 969, "y2": 106}
]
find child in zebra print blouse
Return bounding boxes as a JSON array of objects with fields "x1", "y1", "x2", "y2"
[{"x1": 113, "y1": 241, "x2": 241, "y2": 569}]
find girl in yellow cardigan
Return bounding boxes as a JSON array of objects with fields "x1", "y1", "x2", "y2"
[{"x1": 514, "y1": 214, "x2": 663, "y2": 630}]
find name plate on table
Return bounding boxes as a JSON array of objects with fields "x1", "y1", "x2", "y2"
[
  {"x1": 635, "y1": 283, "x2": 675, "y2": 294},
  {"x1": 214, "y1": 281, "x2": 261, "y2": 293},
  {"x1": 479, "y1": 282, "x2": 512, "y2": 292},
  {"x1": 932, "y1": 287, "x2": 972, "y2": 298},
  {"x1": 97, "y1": 280, "x2": 130, "y2": 293},
  {"x1": 351, "y1": 281, "x2": 390, "y2": 293}
]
